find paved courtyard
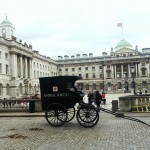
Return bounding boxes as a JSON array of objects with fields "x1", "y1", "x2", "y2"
[{"x1": 0, "y1": 94, "x2": 150, "y2": 150}]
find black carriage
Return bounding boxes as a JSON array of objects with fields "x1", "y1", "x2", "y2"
[{"x1": 39, "y1": 76, "x2": 99, "y2": 128}]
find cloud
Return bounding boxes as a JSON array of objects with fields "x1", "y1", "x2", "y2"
[{"x1": 1, "y1": 0, "x2": 150, "y2": 59}]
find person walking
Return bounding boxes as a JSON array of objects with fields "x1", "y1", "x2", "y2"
[
  {"x1": 95, "y1": 91, "x2": 102, "y2": 112},
  {"x1": 88, "y1": 92, "x2": 93, "y2": 105},
  {"x1": 101, "y1": 92, "x2": 106, "y2": 105}
]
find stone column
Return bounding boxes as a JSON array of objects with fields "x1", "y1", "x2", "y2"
[
  {"x1": 135, "y1": 63, "x2": 138, "y2": 78},
  {"x1": 12, "y1": 53, "x2": 17, "y2": 77},
  {"x1": 128, "y1": 64, "x2": 131, "y2": 78},
  {"x1": 103, "y1": 65, "x2": 106, "y2": 79},
  {"x1": 111, "y1": 64, "x2": 114, "y2": 79},
  {"x1": 29, "y1": 58, "x2": 32, "y2": 78},
  {"x1": 25, "y1": 57, "x2": 28, "y2": 78},
  {"x1": 121, "y1": 64, "x2": 123, "y2": 78},
  {"x1": 114, "y1": 65, "x2": 116, "y2": 79},
  {"x1": 20, "y1": 55, "x2": 23, "y2": 78}
]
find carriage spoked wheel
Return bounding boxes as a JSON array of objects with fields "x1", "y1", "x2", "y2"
[
  {"x1": 66, "y1": 107, "x2": 76, "y2": 122},
  {"x1": 76, "y1": 105, "x2": 99, "y2": 128},
  {"x1": 45, "y1": 103, "x2": 68, "y2": 127}
]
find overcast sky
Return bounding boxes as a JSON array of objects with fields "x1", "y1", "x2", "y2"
[{"x1": 0, "y1": 0, "x2": 150, "y2": 59}]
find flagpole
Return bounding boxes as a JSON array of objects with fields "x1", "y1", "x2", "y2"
[{"x1": 121, "y1": 23, "x2": 123, "y2": 39}]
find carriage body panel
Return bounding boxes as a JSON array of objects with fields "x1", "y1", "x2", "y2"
[{"x1": 39, "y1": 76, "x2": 84, "y2": 110}]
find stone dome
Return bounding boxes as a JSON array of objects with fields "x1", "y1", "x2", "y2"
[
  {"x1": 1, "y1": 18, "x2": 13, "y2": 26},
  {"x1": 115, "y1": 39, "x2": 132, "y2": 50}
]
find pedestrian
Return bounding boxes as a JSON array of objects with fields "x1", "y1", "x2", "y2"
[
  {"x1": 88, "y1": 92, "x2": 93, "y2": 104},
  {"x1": 95, "y1": 91, "x2": 102, "y2": 112},
  {"x1": 102, "y1": 92, "x2": 106, "y2": 105}
]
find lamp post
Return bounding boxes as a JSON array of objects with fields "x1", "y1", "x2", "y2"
[{"x1": 130, "y1": 64, "x2": 136, "y2": 94}]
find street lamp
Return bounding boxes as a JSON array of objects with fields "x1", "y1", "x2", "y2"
[{"x1": 130, "y1": 64, "x2": 136, "y2": 94}]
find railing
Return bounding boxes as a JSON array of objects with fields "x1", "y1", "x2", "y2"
[
  {"x1": 0, "y1": 99, "x2": 42, "y2": 112},
  {"x1": 131, "y1": 96, "x2": 150, "y2": 112}
]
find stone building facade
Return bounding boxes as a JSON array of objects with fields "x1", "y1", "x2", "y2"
[{"x1": 0, "y1": 18, "x2": 150, "y2": 99}]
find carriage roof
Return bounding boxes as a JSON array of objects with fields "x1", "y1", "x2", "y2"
[{"x1": 39, "y1": 76, "x2": 81, "y2": 94}]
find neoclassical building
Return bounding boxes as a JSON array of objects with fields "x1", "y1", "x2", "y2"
[{"x1": 0, "y1": 18, "x2": 150, "y2": 99}]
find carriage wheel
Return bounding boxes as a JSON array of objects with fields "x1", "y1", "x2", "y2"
[
  {"x1": 45, "y1": 103, "x2": 68, "y2": 127},
  {"x1": 66, "y1": 107, "x2": 76, "y2": 122},
  {"x1": 76, "y1": 105, "x2": 99, "y2": 128}
]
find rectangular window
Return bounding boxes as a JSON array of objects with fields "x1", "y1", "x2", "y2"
[
  {"x1": 142, "y1": 70, "x2": 146, "y2": 76},
  {"x1": 0, "y1": 51, "x2": 1, "y2": 58},
  {"x1": 37, "y1": 71, "x2": 39, "y2": 77},
  {"x1": 99, "y1": 66, "x2": 102, "y2": 69},
  {"x1": 100, "y1": 74, "x2": 103, "y2": 78},
  {"x1": 78, "y1": 67, "x2": 81, "y2": 71},
  {"x1": 65, "y1": 68, "x2": 68, "y2": 71},
  {"x1": 107, "y1": 72, "x2": 111, "y2": 78},
  {"x1": 86, "y1": 73, "x2": 88, "y2": 78},
  {"x1": 93, "y1": 73, "x2": 95, "y2": 78},
  {"x1": 92, "y1": 67, "x2": 95, "y2": 70},
  {"x1": 6, "y1": 65, "x2": 8, "y2": 74},
  {"x1": 59, "y1": 69, "x2": 62, "y2": 72},
  {"x1": 85, "y1": 67, "x2": 88, "y2": 70},
  {"x1": 107, "y1": 65, "x2": 110, "y2": 68},
  {"x1": 5, "y1": 53, "x2": 8, "y2": 59},
  {"x1": 117, "y1": 73, "x2": 121, "y2": 78},
  {"x1": 72, "y1": 68, "x2": 75, "y2": 71},
  {"x1": 79, "y1": 74, "x2": 82, "y2": 77},
  {"x1": 34, "y1": 70, "x2": 36, "y2": 78}
]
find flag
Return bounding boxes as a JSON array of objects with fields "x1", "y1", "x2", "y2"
[{"x1": 117, "y1": 23, "x2": 122, "y2": 27}]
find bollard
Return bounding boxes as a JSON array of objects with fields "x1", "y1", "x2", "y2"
[
  {"x1": 29, "y1": 101, "x2": 35, "y2": 113},
  {"x1": 111, "y1": 100, "x2": 118, "y2": 112}
]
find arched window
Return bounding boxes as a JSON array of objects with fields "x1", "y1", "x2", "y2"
[
  {"x1": 19, "y1": 83, "x2": 23, "y2": 95},
  {"x1": 85, "y1": 84, "x2": 89, "y2": 90},
  {"x1": 142, "y1": 81, "x2": 147, "y2": 89},
  {"x1": 100, "y1": 83, "x2": 103, "y2": 90},
  {"x1": 29, "y1": 83, "x2": 32, "y2": 94},
  {"x1": 117, "y1": 82, "x2": 122, "y2": 89},
  {"x1": 107, "y1": 82, "x2": 111, "y2": 87},
  {"x1": 123, "y1": 54, "x2": 126, "y2": 57},
  {"x1": 2, "y1": 28, "x2": 6, "y2": 38},
  {"x1": 6, "y1": 84, "x2": 10, "y2": 95},
  {"x1": 92, "y1": 83, "x2": 96, "y2": 90}
]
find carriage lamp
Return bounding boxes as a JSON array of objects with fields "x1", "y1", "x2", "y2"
[{"x1": 130, "y1": 64, "x2": 136, "y2": 95}]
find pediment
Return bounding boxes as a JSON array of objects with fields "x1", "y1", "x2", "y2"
[{"x1": 114, "y1": 48, "x2": 136, "y2": 54}]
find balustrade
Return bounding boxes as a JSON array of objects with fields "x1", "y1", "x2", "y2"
[
  {"x1": 131, "y1": 96, "x2": 150, "y2": 112},
  {"x1": 0, "y1": 99, "x2": 41, "y2": 112}
]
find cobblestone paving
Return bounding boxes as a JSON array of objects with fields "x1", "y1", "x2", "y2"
[{"x1": 0, "y1": 112, "x2": 149, "y2": 150}]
